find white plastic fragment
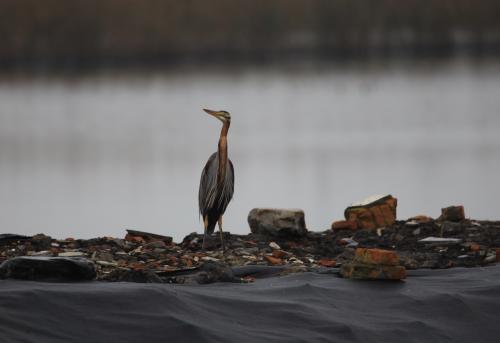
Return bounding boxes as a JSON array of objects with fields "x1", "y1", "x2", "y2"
[
  {"x1": 418, "y1": 237, "x2": 462, "y2": 244},
  {"x1": 58, "y1": 251, "x2": 87, "y2": 257},
  {"x1": 269, "y1": 242, "x2": 281, "y2": 250}
]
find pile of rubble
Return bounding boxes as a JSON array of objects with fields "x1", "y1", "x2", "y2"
[{"x1": 1, "y1": 195, "x2": 499, "y2": 284}]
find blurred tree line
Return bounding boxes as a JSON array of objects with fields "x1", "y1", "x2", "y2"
[{"x1": 1, "y1": 0, "x2": 499, "y2": 69}]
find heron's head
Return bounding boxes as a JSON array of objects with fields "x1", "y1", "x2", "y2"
[{"x1": 203, "y1": 108, "x2": 231, "y2": 123}]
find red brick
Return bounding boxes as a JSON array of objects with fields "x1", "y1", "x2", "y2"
[
  {"x1": 129, "y1": 262, "x2": 146, "y2": 270},
  {"x1": 318, "y1": 258, "x2": 337, "y2": 267},
  {"x1": 441, "y1": 205, "x2": 465, "y2": 222},
  {"x1": 331, "y1": 220, "x2": 358, "y2": 231},
  {"x1": 344, "y1": 195, "x2": 397, "y2": 230},
  {"x1": 125, "y1": 234, "x2": 145, "y2": 244},
  {"x1": 272, "y1": 249, "x2": 288, "y2": 258},
  {"x1": 354, "y1": 248, "x2": 399, "y2": 266},
  {"x1": 264, "y1": 255, "x2": 283, "y2": 265},
  {"x1": 469, "y1": 243, "x2": 481, "y2": 252},
  {"x1": 340, "y1": 263, "x2": 406, "y2": 280}
]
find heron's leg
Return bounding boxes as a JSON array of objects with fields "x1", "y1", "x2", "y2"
[
  {"x1": 218, "y1": 216, "x2": 226, "y2": 252},
  {"x1": 202, "y1": 216, "x2": 208, "y2": 250}
]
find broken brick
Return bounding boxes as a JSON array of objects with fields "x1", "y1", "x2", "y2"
[
  {"x1": 264, "y1": 255, "x2": 283, "y2": 265},
  {"x1": 440, "y1": 206, "x2": 465, "y2": 222},
  {"x1": 318, "y1": 259, "x2": 337, "y2": 267},
  {"x1": 331, "y1": 220, "x2": 358, "y2": 231},
  {"x1": 354, "y1": 248, "x2": 399, "y2": 266}
]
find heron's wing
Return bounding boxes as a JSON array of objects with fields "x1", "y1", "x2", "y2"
[
  {"x1": 223, "y1": 158, "x2": 235, "y2": 205},
  {"x1": 213, "y1": 158, "x2": 234, "y2": 214},
  {"x1": 199, "y1": 152, "x2": 218, "y2": 216}
]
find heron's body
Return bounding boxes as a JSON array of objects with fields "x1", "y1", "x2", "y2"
[
  {"x1": 198, "y1": 109, "x2": 234, "y2": 250},
  {"x1": 199, "y1": 152, "x2": 234, "y2": 234}
]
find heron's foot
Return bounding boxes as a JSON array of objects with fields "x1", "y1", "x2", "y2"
[
  {"x1": 199, "y1": 234, "x2": 219, "y2": 251},
  {"x1": 202, "y1": 234, "x2": 206, "y2": 251}
]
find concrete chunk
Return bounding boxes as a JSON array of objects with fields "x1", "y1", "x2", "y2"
[{"x1": 248, "y1": 208, "x2": 307, "y2": 237}]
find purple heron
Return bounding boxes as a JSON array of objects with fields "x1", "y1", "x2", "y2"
[{"x1": 198, "y1": 109, "x2": 234, "y2": 251}]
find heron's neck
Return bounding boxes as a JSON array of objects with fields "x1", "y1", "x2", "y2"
[{"x1": 217, "y1": 121, "x2": 230, "y2": 183}]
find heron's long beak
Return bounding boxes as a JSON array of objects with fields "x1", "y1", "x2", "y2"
[
  {"x1": 203, "y1": 108, "x2": 221, "y2": 118},
  {"x1": 203, "y1": 108, "x2": 219, "y2": 117}
]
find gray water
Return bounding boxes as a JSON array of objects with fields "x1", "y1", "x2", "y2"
[{"x1": 1, "y1": 60, "x2": 499, "y2": 242}]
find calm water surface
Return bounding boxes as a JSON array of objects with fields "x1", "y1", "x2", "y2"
[{"x1": 1, "y1": 61, "x2": 499, "y2": 241}]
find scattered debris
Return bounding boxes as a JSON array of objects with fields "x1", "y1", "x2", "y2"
[{"x1": 0, "y1": 205, "x2": 499, "y2": 283}]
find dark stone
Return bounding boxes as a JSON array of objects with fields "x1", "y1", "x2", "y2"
[
  {"x1": 0, "y1": 256, "x2": 96, "y2": 281},
  {"x1": 125, "y1": 229, "x2": 173, "y2": 244},
  {"x1": 181, "y1": 232, "x2": 231, "y2": 251},
  {"x1": 0, "y1": 234, "x2": 31, "y2": 245},
  {"x1": 156, "y1": 261, "x2": 239, "y2": 284},
  {"x1": 30, "y1": 234, "x2": 52, "y2": 250},
  {"x1": 195, "y1": 262, "x2": 236, "y2": 284},
  {"x1": 106, "y1": 269, "x2": 164, "y2": 283},
  {"x1": 248, "y1": 208, "x2": 307, "y2": 238},
  {"x1": 352, "y1": 229, "x2": 382, "y2": 248},
  {"x1": 442, "y1": 222, "x2": 463, "y2": 235},
  {"x1": 232, "y1": 265, "x2": 287, "y2": 279},
  {"x1": 440, "y1": 206, "x2": 465, "y2": 222}
]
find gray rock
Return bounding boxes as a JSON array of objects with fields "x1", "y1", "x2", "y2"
[
  {"x1": 484, "y1": 251, "x2": 497, "y2": 264},
  {"x1": 418, "y1": 237, "x2": 462, "y2": 245},
  {"x1": 248, "y1": 208, "x2": 307, "y2": 237},
  {"x1": 0, "y1": 256, "x2": 96, "y2": 281}
]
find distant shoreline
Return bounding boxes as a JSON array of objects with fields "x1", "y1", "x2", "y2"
[
  {"x1": 1, "y1": 0, "x2": 500, "y2": 71},
  {"x1": 2, "y1": 51, "x2": 500, "y2": 75}
]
